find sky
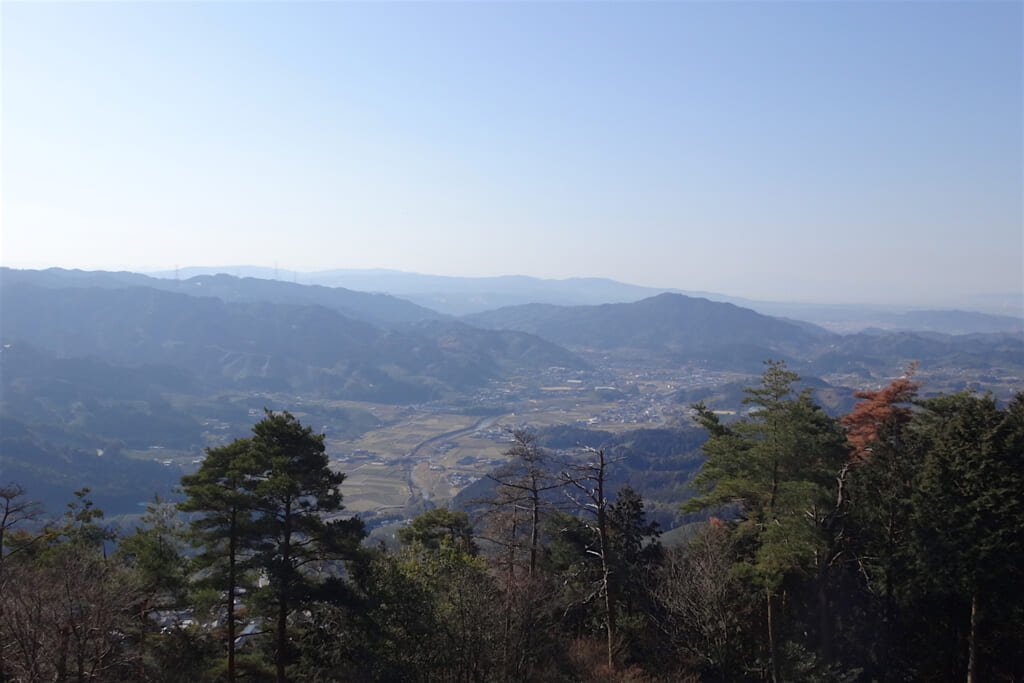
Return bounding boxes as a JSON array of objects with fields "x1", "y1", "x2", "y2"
[{"x1": 2, "y1": 1, "x2": 1021, "y2": 307}]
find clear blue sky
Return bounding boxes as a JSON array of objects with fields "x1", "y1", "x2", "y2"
[{"x1": 2, "y1": 1, "x2": 1021, "y2": 307}]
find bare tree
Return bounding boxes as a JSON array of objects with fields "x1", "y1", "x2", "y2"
[
  {"x1": 0, "y1": 483, "x2": 45, "y2": 562},
  {"x1": 656, "y1": 521, "x2": 751, "y2": 676},
  {"x1": 2, "y1": 545, "x2": 147, "y2": 682},
  {"x1": 560, "y1": 447, "x2": 624, "y2": 670},
  {"x1": 0, "y1": 483, "x2": 45, "y2": 681},
  {"x1": 487, "y1": 430, "x2": 561, "y2": 576},
  {"x1": 479, "y1": 429, "x2": 564, "y2": 679}
]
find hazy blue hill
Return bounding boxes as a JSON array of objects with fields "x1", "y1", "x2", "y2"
[
  {"x1": 1, "y1": 283, "x2": 381, "y2": 373},
  {"x1": 1, "y1": 282, "x2": 585, "y2": 402},
  {"x1": 463, "y1": 293, "x2": 1024, "y2": 379},
  {"x1": 463, "y1": 293, "x2": 834, "y2": 360},
  {"x1": 152, "y1": 267, "x2": 708, "y2": 314},
  {"x1": 872, "y1": 310, "x2": 1024, "y2": 335},
  {"x1": 300, "y1": 270, "x2": 685, "y2": 315},
  {"x1": 738, "y1": 303, "x2": 1024, "y2": 335},
  {"x1": 402, "y1": 320, "x2": 589, "y2": 378},
  {"x1": 0, "y1": 415, "x2": 182, "y2": 518},
  {"x1": 0, "y1": 267, "x2": 158, "y2": 290},
  {"x1": 169, "y1": 273, "x2": 444, "y2": 328},
  {"x1": 831, "y1": 331, "x2": 1024, "y2": 363},
  {"x1": 806, "y1": 331, "x2": 1024, "y2": 382},
  {"x1": 1, "y1": 343, "x2": 203, "y2": 449},
  {"x1": 0, "y1": 267, "x2": 443, "y2": 328},
  {"x1": 139, "y1": 266, "x2": 1024, "y2": 332}
]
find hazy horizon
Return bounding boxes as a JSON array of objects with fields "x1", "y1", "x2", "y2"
[
  {"x1": 4, "y1": 262, "x2": 1021, "y2": 316},
  {"x1": 3, "y1": 2, "x2": 1021, "y2": 308}
]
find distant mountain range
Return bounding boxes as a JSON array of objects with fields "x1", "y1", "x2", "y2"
[
  {"x1": 5, "y1": 267, "x2": 1020, "y2": 385},
  {"x1": 0, "y1": 271, "x2": 584, "y2": 402},
  {"x1": 150, "y1": 266, "x2": 688, "y2": 314},
  {"x1": 2, "y1": 267, "x2": 1021, "y2": 517},
  {"x1": 2, "y1": 267, "x2": 442, "y2": 328},
  {"x1": 146, "y1": 266, "x2": 1024, "y2": 334},
  {"x1": 462, "y1": 295, "x2": 1024, "y2": 377}
]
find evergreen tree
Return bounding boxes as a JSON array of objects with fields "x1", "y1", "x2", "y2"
[
  {"x1": 839, "y1": 367, "x2": 921, "y2": 677},
  {"x1": 684, "y1": 361, "x2": 848, "y2": 680},
  {"x1": 118, "y1": 494, "x2": 190, "y2": 605},
  {"x1": 246, "y1": 410, "x2": 365, "y2": 683},
  {"x1": 397, "y1": 506, "x2": 476, "y2": 555},
  {"x1": 910, "y1": 392, "x2": 1024, "y2": 682},
  {"x1": 54, "y1": 488, "x2": 116, "y2": 551},
  {"x1": 605, "y1": 485, "x2": 662, "y2": 666},
  {"x1": 179, "y1": 438, "x2": 261, "y2": 683}
]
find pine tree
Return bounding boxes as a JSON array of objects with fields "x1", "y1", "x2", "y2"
[
  {"x1": 246, "y1": 410, "x2": 364, "y2": 683},
  {"x1": 839, "y1": 366, "x2": 921, "y2": 676},
  {"x1": 179, "y1": 438, "x2": 261, "y2": 683},
  {"x1": 911, "y1": 392, "x2": 1024, "y2": 682},
  {"x1": 684, "y1": 361, "x2": 847, "y2": 679}
]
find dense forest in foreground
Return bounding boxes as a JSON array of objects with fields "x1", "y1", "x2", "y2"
[{"x1": 1, "y1": 362, "x2": 1021, "y2": 682}]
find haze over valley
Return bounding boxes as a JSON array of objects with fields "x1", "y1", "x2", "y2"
[
  {"x1": 3, "y1": 2, "x2": 1023, "y2": 677},
  {"x1": 3, "y1": 266, "x2": 1021, "y2": 531}
]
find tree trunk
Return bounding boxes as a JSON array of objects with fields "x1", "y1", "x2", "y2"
[
  {"x1": 967, "y1": 590, "x2": 979, "y2": 683},
  {"x1": 597, "y1": 482, "x2": 614, "y2": 670},
  {"x1": 767, "y1": 589, "x2": 778, "y2": 683},
  {"x1": 502, "y1": 511, "x2": 517, "y2": 675},
  {"x1": 277, "y1": 591, "x2": 287, "y2": 683},
  {"x1": 529, "y1": 489, "x2": 540, "y2": 577},
  {"x1": 227, "y1": 507, "x2": 237, "y2": 683},
  {"x1": 603, "y1": 564, "x2": 615, "y2": 671},
  {"x1": 817, "y1": 565, "x2": 831, "y2": 663},
  {"x1": 276, "y1": 504, "x2": 292, "y2": 683}
]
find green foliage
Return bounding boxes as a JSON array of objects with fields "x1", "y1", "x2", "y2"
[
  {"x1": 397, "y1": 507, "x2": 476, "y2": 555},
  {"x1": 50, "y1": 487, "x2": 117, "y2": 551},
  {"x1": 0, "y1": 413, "x2": 181, "y2": 519},
  {"x1": 4, "y1": 374, "x2": 1024, "y2": 681},
  {"x1": 116, "y1": 494, "x2": 190, "y2": 604},
  {"x1": 684, "y1": 362, "x2": 852, "y2": 680},
  {"x1": 912, "y1": 392, "x2": 1024, "y2": 592},
  {"x1": 545, "y1": 484, "x2": 663, "y2": 670},
  {"x1": 180, "y1": 410, "x2": 365, "y2": 682},
  {"x1": 900, "y1": 392, "x2": 1024, "y2": 680},
  {"x1": 607, "y1": 486, "x2": 662, "y2": 603},
  {"x1": 297, "y1": 541, "x2": 500, "y2": 682},
  {"x1": 138, "y1": 625, "x2": 222, "y2": 683},
  {"x1": 179, "y1": 435, "x2": 260, "y2": 682},
  {"x1": 686, "y1": 362, "x2": 846, "y2": 587}
]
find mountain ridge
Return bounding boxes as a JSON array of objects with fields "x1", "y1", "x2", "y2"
[
  {"x1": 0, "y1": 267, "x2": 444, "y2": 328},
  {"x1": 0, "y1": 279, "x2": 584, "y2": 402},
  {"x1": 463, "y1": 293, "x2": 834, "y2": 359},
  {"x1": 142, "y1": 265, "x2": 1024, "y2": 332}
]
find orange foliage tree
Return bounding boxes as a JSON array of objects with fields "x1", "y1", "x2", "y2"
[{"x1": 840, "y1": 362, "x2": 920, "y2": 463}]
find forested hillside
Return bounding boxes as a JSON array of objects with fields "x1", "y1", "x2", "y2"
[
  {"x1": 4, "y1": 0, "x2": 1021, "y2": 678},
  {"x1": 3, "y1": 268, "x2": 1021, "y2": 521},
  {"x1": 2, "y1": 366, "x2": 1021, "y2": 682},
  {"x1": 464, "y1": 293, "x2": 832, "y2": 368},
  {"x1": 0, "y1": 280, "x2": 585, "y2": 401}
]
